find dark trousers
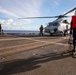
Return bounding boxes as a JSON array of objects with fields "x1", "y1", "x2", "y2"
[
  {"x1": 39, "y1": 31, "x2": 43, "y2": 36},
  {"x1": 73, "y1": 29, "x2": 76, "y2": 51}
]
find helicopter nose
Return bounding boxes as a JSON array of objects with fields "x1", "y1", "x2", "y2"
[{"x1": 54, "y1": 28, "x2": 58, "y2": 32}]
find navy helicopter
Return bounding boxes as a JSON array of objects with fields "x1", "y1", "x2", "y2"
[{"x1": 18, "y1": 7, "x2": 76, "y2": 36}]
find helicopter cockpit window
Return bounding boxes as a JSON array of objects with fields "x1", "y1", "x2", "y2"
[
  {"x1": 47, "y1": 23, "x2": 53, "y2": 27},
  {"x1": 53, "y1": 23, "x2": 58, "y2": 26}
]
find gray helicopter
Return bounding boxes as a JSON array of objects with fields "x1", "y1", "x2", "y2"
[{"x1": 18, "y1": 7, "x2": 76, "y2": 36}]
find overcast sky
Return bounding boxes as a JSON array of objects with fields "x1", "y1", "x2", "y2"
[{"x1": 0, "y1": 0, "x2": 76, "y2": 30}]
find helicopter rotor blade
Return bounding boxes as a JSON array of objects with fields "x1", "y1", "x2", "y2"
[
  {"x1": 18, "y1": 15, "x2": 70, "y2": 19},
  {"x1": 18, "y1": 16, "x2": 58, "y2": 19},
  {"x1": 56, "y1": 7, "x2": 76, "y2": 20},
  {"x1": 63, "y1": 7, "x2": 76, "y2": 16}
]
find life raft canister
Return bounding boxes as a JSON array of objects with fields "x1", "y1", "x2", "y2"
[{"x1": 72, "y1": 16, "x2": 76, "y2": 29}]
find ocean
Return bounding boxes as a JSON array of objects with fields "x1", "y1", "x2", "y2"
[{"x1": 4, "y1": 30, "x2": 40, "y2": 35}]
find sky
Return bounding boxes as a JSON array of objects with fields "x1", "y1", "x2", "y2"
[{"x1": 0, "y1": 0, "x2": 76, "y2": 30}]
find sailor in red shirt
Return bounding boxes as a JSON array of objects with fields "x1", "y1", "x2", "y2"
[{"x1": 70, "y1": 11, "x2": 76, "y2": 52}]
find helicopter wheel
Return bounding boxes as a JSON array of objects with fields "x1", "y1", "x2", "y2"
[
  {"x1": 50, "y1": 33, "x2": 53, "y2": 36},
  {"x1": 64, "y1": 33, "x2": 66, "y2": 36},
  {"x1": 63, "y1": 30, "x2": 67, "y2": 36}
]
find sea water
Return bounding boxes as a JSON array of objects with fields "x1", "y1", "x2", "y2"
[{"x1": 4, "y1": 30, "x2": 40, "y2": 35}]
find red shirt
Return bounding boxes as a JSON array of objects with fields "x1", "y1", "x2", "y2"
[{"x1": 71, "y1": 16, "x2": 76, "y2": 29}]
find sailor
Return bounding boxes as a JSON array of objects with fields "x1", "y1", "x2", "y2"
[
  {"x1": 70, "y1": 10, "x2": 76, "y2": 54},
  {"x1": 39, "y1": 25, "x2": 43, "y2": 36}
]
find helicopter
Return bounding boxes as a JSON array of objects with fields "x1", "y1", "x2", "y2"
[
  {"x1": 44, "y1": 19, "x2": 70, "y2": 36},
  {"x1": 18, "y1": 7, "x2": 76, "y2": 36}
]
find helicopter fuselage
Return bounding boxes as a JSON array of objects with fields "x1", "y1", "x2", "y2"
[{"x1": 44, "y1": 20, "x2": 70, "y2": 36}]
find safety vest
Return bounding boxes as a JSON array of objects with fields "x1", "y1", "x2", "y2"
[{"x1": 72, "y1": 16, "x2": 76, "y2": 29}]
